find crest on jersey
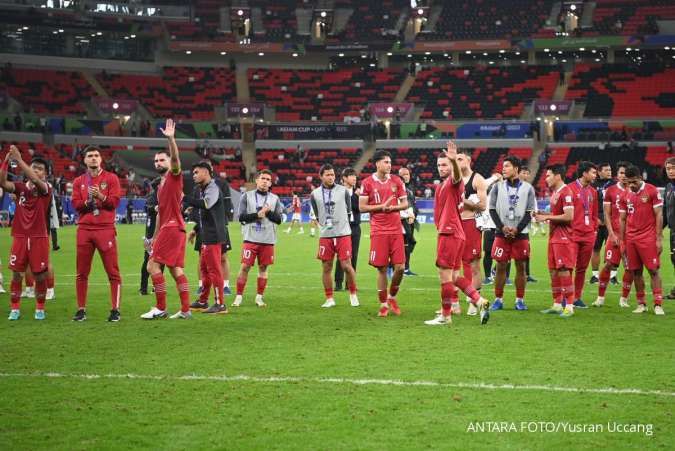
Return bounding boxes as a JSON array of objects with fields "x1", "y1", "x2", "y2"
[
  {"x1": 392, "y1": 185, "x2": 397, "y2": 193},
  {"x1": 565, "y1": 196, "x2": 572, "y2": 202},
  {"x1": 640, "y1": 195, "x2": 649, "y2": 203},
  {"x1": 100, "y1": 182, "x2": 108, "y2": 190}
]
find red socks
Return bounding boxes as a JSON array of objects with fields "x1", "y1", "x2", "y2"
[
  {"x1": 10, "y1": 279, "x2": 21, "y2": 310},
  {"x1": 378, "y1": 289, "x2": 387, "y2": 304},
  {"x1": 347, "y1": 282, "x2": 357, "y2": 295},
  {"x1": 176, "y1": 274, "x2": 190, "y2": 312},
  {"x1": 654, "y1": 288, "x2": 663, "y2": 306},
  {"x1": 551, "y1": 274, "x2": 562, "y2": 304},
  {"x1": 622, "y1": 271, "x2": 633, "y2": 298},
  {"x1": 324, "y1": 287, "x2": 334, "y2": 299},
  {"x1": 35, "y1": 279, "x2": 47, "y2": 310},
  {"x1": 598, "y1": 268, "x2": 611, "y2": 297},
  {"x1": 151, "y1": 273, "x2": 167, "y2": 311},
  {"x1": 256, "y1": 277, "x2": 267, "y2": 296},
  {"x1": 236, "y1": 275, "x2": 247, "y2": 296},
  {"x1": 559, "y1": 274, "x2": 574, "y2": 305},
  {"x1": 441, "y1": 282, "x2": 454, "y2": 316},
  {"x1": 574, "y1": 269, "x2": 586, "y2": 300},
  {"x1": 455, "y1": 276, "x2": 480, "y2": 302}
]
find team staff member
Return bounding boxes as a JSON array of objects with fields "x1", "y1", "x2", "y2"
[{"x1": 335, "y1": 167, "x2": 361, "y2": 291}]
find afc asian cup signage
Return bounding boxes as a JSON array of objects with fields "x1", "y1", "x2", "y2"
[{"x1": 534, "y1": 100, "x2": 573, "y2": 115}]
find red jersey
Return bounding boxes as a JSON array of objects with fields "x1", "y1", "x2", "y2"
[
  {"x1": 548, "y1": 185, "x2": 574, "y2": 245},
  {"x1": 158, "y1": 171, "x2": 185, "y2": 231},
  {"x1": 11, "y1": 181, "x2": 51, "y2": 238},
  {"x1": 72, "y1": 170, "x2": 121, "y2": 230},
  {"x1": 434, "y1": 177, "x2": 465, "y2": 239},
  {"x1": 360, "y1": 173, "x2": 406, "y2": 235},
  {"x1": 292, "y1": 197, "x2": 301, "y2": 214},
  {"x1": 567, "y1": 179, "x2": 599, "y2": 242},
  {"x1": 619, "y1": 182, "x2": 663, "y2": 242},
  {"x1": 603, "y1": 182, "x2": 626, "y2": 235}
]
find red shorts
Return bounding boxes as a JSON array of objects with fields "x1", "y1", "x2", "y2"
[
  {"x1": 573, "y1": 240, "x2": 595, "y2": 271},
  {"x1": 9, "y1": 236, "x2": 50, "y2": 274},
  {"x1": 152, "y1": 227, "x2": 186, "y2": 268},
  {"x1": 548, "y1": 241, "x2": 577, "y2": 270},
  {"x1": 461, "y1": 219, "x2": 482, "y2": 263},
  {"x1": 241, "y1": 242, "x2": 275, "y2": 267},
  {"x1": 625, "y1": 240, "x2": 660, "y2": 271},
  {"x1": 604, "y1": 240, "x2": 623, "y2": 267},
  {"x1": 369, "y1": 233, "x2": 405, "y2": 267},
  {"x1": 318, "y1": 236, "x2": 352, "y2": 262},
  {"x1": 436, "y1": 235, "x2": 464, "y2": 270},
  {"x1": 491, "y1": 236, "x2": 530, "y2": 263}
]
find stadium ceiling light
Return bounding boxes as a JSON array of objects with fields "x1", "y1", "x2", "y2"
[
  {"x1": 592, "y1": 49, "x2": 597, "y2": 53},
  {"x1": 443, "y1": 53, "x2": 448, "y2": 57},
  {"x1": 499, "y1": 49, "x2": 505, "y2": 54},
  {"x1": 520, "y1": 60, "x2": 526, "y2": 63},
  {"x1": 369, "y1": 63, "x2": 376, "y2": 67},
  {"x1": 483, "y1": 52, "x2": 488, "y2": 56},
  {"x1": 124, "y1": 36, "x2": 129, "y2": 40},
  {"x1": 237, "y1": 9, "x2": 244, "y2": 16},
  {"x1": 595, "y1": 58, "x2": 601, "y2": 62},
  {"x1": 361, "y1": 54, "x2": 367, "y2": 58},
  {"x1": 579, "y1": 47, "x2": 585, "y2": 51},
  {"x1": 489, "y1": 61, "x2": 494, "y2": 64},
  {"x1": 321, "y1": 11, "x2": 327, "y2": 17},
  {"x1": 665, "y1": 46, "x2": 670, "y2": 50},
  {"x1": 465, "y1": 50, "x2": 471, "y2": 54},
  {"x1": 96, "y1": 31, "x2": 102, "y2": 36},
  {"x1": 130, "y1": 34, "x2": 136, "y2": 38},
  {"x1": 387, "y1": 52, "x2": 393, "y2": 56},
  {"x1": 418, "y1": 8, "x2": 424, "y2": 15},
  {"x1": 544, "y1": 48, "x2": 550, "y2": 52},
  {"x1": 220, "y1": 51, "x2": 227, "y2": 55},
  {"x1": 112, "y1": 102, "x2": 119, "y2": 110},
  {"x1": 292, "y1": 52, "x2": 298, "y2": 57},
  {"x1": 425, "y1": 51, "x2": 431, "y2": 55},
  {"x1": 22, "y1": 26, "x2": 28, "y2": 30},
  {"x1": 626, "y1": 47, "x2": 632, "y2": 51},
  {"x1": 407, "y1": 54, "x2": 412, "y2": 58},
  {"x1": 52, "y1": 30, "x2": 58, "y2": 34},
  {"x1": 242, "y1": 107, "x2": 249, "y2": 114},
  {"x1": 258, "y1": 52, "x2": 265, "y2": 56},
  {"x1": 561, "y1": 59, "x2": 567, "y2": 62},
  {"x1": 558, "y1": 50, "x2": 563, "y2": 54},
  {"x1": 185, "y1": 50, "x2": 192, "y2": 54},
  {"x1": 570, "y1": 4, "x2": 576, "y2": 10}
]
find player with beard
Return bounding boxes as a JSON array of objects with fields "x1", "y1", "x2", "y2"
[
  {"x1": 141, "y1": 119, "x2": 192, "y2": 320},
  {"x1": 71, "y1": 146, "x2": 122, "y2": 322}
]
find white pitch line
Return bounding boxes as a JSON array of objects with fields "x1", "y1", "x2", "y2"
[{"x1": 0, "y1": 371, "x2": 673, "y2": 398}]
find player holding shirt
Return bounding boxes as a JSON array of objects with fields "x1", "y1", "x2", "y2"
[
  {"x1": 620, "y1": 165, "x2": 665, "y2": 315},
  {"x1": 71, "y1": 146, "x2": 122, "y2": 322},
  {"x1": 593, "y1": 162, "x2": 633, "y2": 308},
  {"x1": 141, "y1": 119, "x2": 192, "y2": 320},
  {"x1": 537, "y1": 165, "x2": 576, "y2": 317},
  {"x1": 359, "y1": 150, "x2": 409, "y2": 317},
  {"x1": 425, "y1": 142, "x2": 490, "y2": 326},
  {"x1": 310, "y1": 164, "x2": 359, "y2": 308},
  {"x1": 0, "y1": 146, "x2": 51, "y2": 320},
  {"x1": 233, "y1": 169, "x2": 284, "y2": 307},
  {"x1": 566, "y1": 161, "x2": 599, "y2": 308}
]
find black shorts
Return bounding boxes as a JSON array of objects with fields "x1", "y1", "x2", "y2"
[
  {"x1": 194, "y1": 228, "x2": 232, "y2": 253},
  {"x1": 594, "y1": 225, "x2": 608, "y2": 251}
]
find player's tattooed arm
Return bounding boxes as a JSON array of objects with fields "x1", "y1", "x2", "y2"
[{"x1": 160, "y1": 118, "x2": 181, "y2": 175}]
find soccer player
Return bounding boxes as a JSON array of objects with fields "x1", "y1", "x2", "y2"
[
  {"x1": 567, "y1": 161, "x2": 599, "y2": 308},
  {"x1": 71, "y1": 146, "x2": 122, "y2": 322},
  {"x1": 457, "y1": 150, "x2": 487, "y2": 298},
  {"x1": 0, "y1": 257, "x2": 5, "y2": 294},
  {"x1": 425, "y1": 142, "x2": 490, "y2": 326},
  {"x1": 593, "y1": 162, "x2": 633, "y2": 308},
  {"x1": 620, "y1": 165, "x2": 665, "y2": 315},
  {"x1": 398, "y1": 167, "x2": 418, "y2": 276},
  {"x1": 285, "y1": 193, "x2": 304, "y2": 234},
  {"x1": 359, "y1": 150, "x2": 409, "y2": 317},
  {"x1": 310, "y1": 164, "x2": 359, "y2": 308},
  {"x1": 334, "y1": 167, "x2": 361, "y2": 291},
  {"x1": 233, "y1": 169, "x2": 284, "y2": 307},
  {"x1": 0, "y1": 146, "x2": 51, "y2": 320},
  {"x1": 185, "y1": 161, "x2": 228, "y2": 315},
  {"x1": 489, "y1": 156, "x2": 536, "y2": 311},
  {"x1": 142, "y1": 119, "x2": 192, "y2": 320},
  {"x1": 664, "y1": 157, "x2": 675, "y2": 299},
  {"x1": 590, "y1": 163, "x2": 614, "y2": 284},
  {"x1": 537, "y1": 165, "x2": 576, "y2": 318}
]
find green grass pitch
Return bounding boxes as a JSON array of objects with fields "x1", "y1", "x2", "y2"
[{"x1": 0, "y1": 223, "x2": 673, "y2": 450}]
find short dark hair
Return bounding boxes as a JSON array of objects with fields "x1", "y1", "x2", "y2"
[
  {"x1": 319, "y1": 163, "x2": 335, "y2": 176},
  {"x1": 341, "y1": 167, "x2": 357, "y2": 178},
  {"x1": 598, "y1": 162, "x2": 611, "y2": 170},
  {"x1": 546, "y1": 164, "x2": 566, "y2": 177},
  {"x1": 191, "y1": 161, "x2": 213, "y2": 176},
  {"x1": 576, "y1": 161, "x2": 597, "y2": 178},
  {"x1": 503, "y1": 156, "x2": 521, "y2": 170},
  {"x1": 458, "y1": 148, "x2": 472, "y2": 157},
  {"x1": 372, "y1": 150, "x2": 391, "y2": 164},
  {"x1": 154, "y1": 149, "x2": 170, "y2": 158},
  {"x1": 31, "y1": 157, "x2": 49, "y2": 170},
  {"x1": 257, "y1": 169, "x2": 273, "y2": 179},
  {"x1": 665, "y1": 157, "x2": 675, "y2": 166},
  {"x1": 624, "y1": 165, "x2": 641, "y2": 179},
  {"x1": 616, "y1": 161, "x2": 631, "y2": 171},
  {"x1": 519, "y1": 167, "x2": 530, "y2": 173},
  {"x1": 82, "y1": 146, "x2": 101, "y2": 158}
]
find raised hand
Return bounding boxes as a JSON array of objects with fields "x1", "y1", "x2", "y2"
[
  {"x1": 8, "y1": 145, "x2": 22, "y2": 162},
  {"x1": 160, "y1": 118, "x2": 176, "y2": 139},
  {"x1": 444, "y1": 141, "x2": 458, "y2": 159}
]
